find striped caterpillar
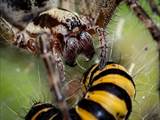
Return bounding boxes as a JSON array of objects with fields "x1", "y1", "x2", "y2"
[{"x1": 25, "y1": 62, "x2": 135, "y2": 120}]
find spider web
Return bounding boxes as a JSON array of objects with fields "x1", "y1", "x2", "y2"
[
  {"x1": 109, "y1": 4, "x2": 160, "y2": 119},
  {"x1": 0, "y1": 45, "x2": 53, "y2": 119}
]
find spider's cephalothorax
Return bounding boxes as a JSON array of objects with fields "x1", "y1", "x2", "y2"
[{"x1": 13, "y1": 8, "x2": 95, "y2": 66}]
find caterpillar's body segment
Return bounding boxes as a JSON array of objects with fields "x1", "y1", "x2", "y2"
[
  {"x1": 82, "y1": 62, "x2": 135, "y2": 97},
  {"x1": 25, "y1": 103, "x2": 63, "y2": 120}
]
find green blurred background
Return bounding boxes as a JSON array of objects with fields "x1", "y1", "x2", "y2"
[{"x1": 0, "y1": 1, "x2": 160, "y2": 120}]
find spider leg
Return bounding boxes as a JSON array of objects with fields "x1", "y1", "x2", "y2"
[
  {"x1": 126, "y1": 0, "x2": 160, "y2": 42},
  {"x1": 13, "y1": 31, "x2": 37, "y2": 53},
  {"x1": 95, "y1": 27, "x2": 108, "y2": 69},
  {"x1": 79, "y1": 0, "x2": 122, "y2": 28},
  {"x1": 38, "y1": 33, "x2": 70, "y2": 120},
  {"x1": 94, "y1": 0, "x2": 122, "y2": 28},
  {"x1": 0, "y1": 17, "x2": 15, "y2": 42},
  {"x1": 81, "y1": 16, "x2": 108, "y2": 69},
  {"x1": 80, "y1": 0, "x2": 125, "y2": 69},
  {"x1": 51, "y1": 46, "x2": 65, "y2": 82}
]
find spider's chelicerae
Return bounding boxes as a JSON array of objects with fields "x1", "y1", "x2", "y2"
[{"x1": 0, "y1": 0, "x2": 160, "y2": 120}]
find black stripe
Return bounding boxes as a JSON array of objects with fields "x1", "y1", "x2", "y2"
[
  {"x1": 83, "y1": 62, "x2": 115, "y2": 88},
  {"x1": 82, "y1": 64, "x2": 97, "y2": 86},
  {"x1": 69, "y1": 108, "x2": 82, "y2": 120},
  {"x1": 33, "y1": 11, "x2": 82, "y2": 31},
  {"x1": 88, "y1": 83, "x2": 132, "y2": 118},
  {"x1": 33, "y1": 13, "x2": 73, "y2": 31},
  {"x1": 25, "y1": 103, "x2": 53, "y2": 120},
  {"x1": 88, "y1": 65, "x2": 99, "y2": 87},
  {"x1": 33, "y1": 14, "x2": 62, "y2": 28},
  {"x1": 25, "y1": 103, "x2": 61, "y2": 120},
  {"x1": 78, "y1": 99, "x2": 116, "y2": 120},
  {"x1": 92, "y1": 68, "x2": 135, "y2": 87},
  {"x1": 36, "y1": 107, "x2": 63, "y2": 120}
]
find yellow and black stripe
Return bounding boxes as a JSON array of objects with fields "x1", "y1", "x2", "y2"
[
  {"x1": 25, "y1": 103, "x2": 63, "y2": 120},
  {"x1": 82, "y1": 62, "x2": 135, "y2": 97},
  {"x1": 25, "y1": 62, "x2": 135, "y2": 120},
  {"x1": 71, "y1": 62, "x2": 135, "y2": 120}
]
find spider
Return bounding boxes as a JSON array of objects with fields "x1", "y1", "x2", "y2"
[
  {"x1": 0, "y1": 0, "x2": 109, "y2": 78},
  {"x1": 0, "y1": 0, "x2": 109, "y2": 119}
]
